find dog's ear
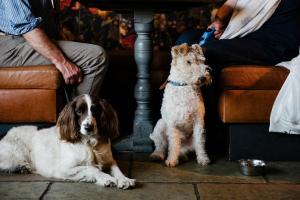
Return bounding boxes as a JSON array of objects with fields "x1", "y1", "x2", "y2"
[
  {"x1": 171, "y1": 43, "x2": 189, "y2": 58},
  {"x1": 57, "y1": 100, "x2": 81, "y2": 143},
  {"x1": 98, "y1": 99, "x2": 120, "y2": 140},
  {"x1": 171, "y1": 45, "x2": 179, "y2": 58},
  {"x1": 191, "y1": 44, "x2": 205, "y2": 62}
]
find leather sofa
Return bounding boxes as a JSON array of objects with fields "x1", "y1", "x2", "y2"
[
  {"x1": 0, "y1": 65, "x2": 65, "y2": 135},
  {"x1": 219, "y1": 65, "x2": 300, "y2": 161}
]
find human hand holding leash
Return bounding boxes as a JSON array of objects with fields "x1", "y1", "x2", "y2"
[
  {"x1": 54, "y1": 59, "x2": 82, "y2": 85},
  {"x1": 209, "y1": 20, "x2": 224, "y2": 39}
]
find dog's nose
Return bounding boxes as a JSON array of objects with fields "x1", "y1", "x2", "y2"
[{"x1": 84, "y1": 124, "x2": 94, "y2": 132}]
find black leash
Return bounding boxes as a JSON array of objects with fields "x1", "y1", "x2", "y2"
[{"x1": 63, "y1": 86, "x2": 71, "y2": 103}]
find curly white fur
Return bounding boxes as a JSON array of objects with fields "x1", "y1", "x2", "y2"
[{"x1": 150, "y1": 43, "x2": 211, "y2": 167}]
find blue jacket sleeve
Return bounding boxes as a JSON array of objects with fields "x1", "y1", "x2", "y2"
[{"x1": 0, "y1": 0, "x2": 42, "y2": 35}]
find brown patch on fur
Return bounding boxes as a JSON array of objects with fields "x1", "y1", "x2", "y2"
[
  {"x1": 191, "y1": 44, "x2": 202, "y2": 55},
  {"x1": 192, "y1": 81, "x2": 202, "y2": 97},
  {"x1": 179, "y1": 43, "x2": 189, "y2": 55},
  {"x1": 171, "y1": 43, "x2": 190, "y2": 57},
  {"x1": 57, "y1": 98, "x2": 81, "y2": 143},
  {"x1": 191, "y1": 44, "x2": 206, "y2": 62},
  {"x1": 99, "y1": 99, "x2": 120, "y2": 140},
  {"x1": 92, "y1": 140, "x2": 115, "y2": 168},
  {"x1": 193, "y1": 70, "x2": 212, "y2": 95}
]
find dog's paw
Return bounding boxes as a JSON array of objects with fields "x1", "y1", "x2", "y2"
[
  {"x1": 165, "y1": 159, "x2": 179, "y2": 167},
  {"x1": 150, "y1": 151, "x2": 165, "y2": 161},
  {"x1": 117, "y1": 177, "x2": 136, "y2": 189},
  {"x1": 97, "y1": 176, "x2": 117, "y2": 187},
  {"x1": 197, "y1": 156, "x2": 210, "y2": 166}
]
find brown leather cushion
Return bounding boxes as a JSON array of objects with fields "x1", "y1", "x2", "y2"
[
  {"x1": 219, "y1": 90, "x2": 279, "y2": 123},
  {"x1": 0, "y1": 65, "x2": 62, "y2": 89},
  {"x1": 218, "y1": 65, "x2": 289, "y2": 123},
  {"x1": 0, "y1": 65, "x2": 65, "y2": 123},
  {"x1": 220, "y1": 65, "x2": 289, "y2": 90},
  {"x1": 0, "y1": 89, "x2": 60, "y2": 123}
]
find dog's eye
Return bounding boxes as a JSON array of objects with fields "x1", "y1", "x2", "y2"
[
  {"x1": 187, "y1": 60, "x2": 192, "y2": 65},
  {"x1": 75, "y1": 109, "x2": 83, "y2": 115},
  {"x1": 206, "y1": 67, "x2": 212, "y2": 73},
  {"x1": 90, "y1": 105, "x2": 97, "y2": 115}
]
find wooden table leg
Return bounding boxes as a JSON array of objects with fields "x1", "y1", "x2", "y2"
[{"x1": 114, "y1": 9, "x2": 154, "y2": 152}]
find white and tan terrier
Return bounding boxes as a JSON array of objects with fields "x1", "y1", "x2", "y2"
[{"x1": 150, "y1": 43, "x2": 211, "y2": 167}]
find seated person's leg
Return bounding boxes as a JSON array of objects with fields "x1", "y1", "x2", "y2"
[
  {"x1": 203, "y1": 37, "x2": 288, "y2": 74},
  {"x1": 0, "y1": 36, "x2": 51, "y2": 67},
  {"x1": 176, "y1": 29, "x2": 203, "y2": 45},
  {"x1": 0, "y1": 37, "x2": 107, "y2": 98},
  {"x1": 56, "y1": 41, "x2": 108, "y2": 97}
]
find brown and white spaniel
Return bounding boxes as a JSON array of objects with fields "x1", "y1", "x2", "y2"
[{"x1": 0, "y1": 94, "x2": 135, "y2": 189}]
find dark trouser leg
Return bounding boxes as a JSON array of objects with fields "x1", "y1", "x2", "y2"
[{"x1": 203, "y1": 37, "x2": 291, "y2": 74}]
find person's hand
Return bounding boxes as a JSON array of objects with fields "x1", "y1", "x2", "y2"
[
  {"x1": 54, "y1": 60, "x2": 83, "y2": 85},
  {"x1": 209, "y1": 19, "x2": 225, "y2": 39}
]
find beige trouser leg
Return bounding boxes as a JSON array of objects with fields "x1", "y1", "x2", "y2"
[{"x1": 0, "y1": 35, "x2": 108, "y2": 97}]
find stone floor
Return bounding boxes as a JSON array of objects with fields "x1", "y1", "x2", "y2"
[{"x1": 0, "y1": 153, "x2": 300, "y2": 200}]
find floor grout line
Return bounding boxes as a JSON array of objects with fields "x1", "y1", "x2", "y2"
[
  {"x1": 193, "y1": 184, "x2": 200, "y2": 200},
  {"x1": 131, "y1": 181, "x2": 300, "y2": 185},
  {"x1": 39, "y1": 182, "x2": 53, "y2": 200}
]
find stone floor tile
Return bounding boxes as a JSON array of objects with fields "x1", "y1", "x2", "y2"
[
  {"x1": 131, "y1": 157, "x2": 265, "y2": 183},
  {"x1": 44, "y1": 182, "x2": 196, "y2": 200},
  {"x1": 0, "y1": 173, "x2": 58, "y2": 182},
  {"x1": 197, "y1": 183, "x2": 300, "y2": 200},
  {"x1": 0, "y1": 182, "x2": 49, "y2": 200},
  {"x1": 265, "y1": 161, "x2": 300, "y2": 183},
  {"x1": 0, "y1": 160, "x2": 130, "y2": 182}
]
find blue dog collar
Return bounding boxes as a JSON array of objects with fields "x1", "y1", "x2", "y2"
[{"x1": 167, "y1": 80, "x2": 188, "y2": 86}]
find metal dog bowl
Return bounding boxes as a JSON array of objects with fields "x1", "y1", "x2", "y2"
[{"x1": 238, "y1": 159, "x2": 266, "y2": 176}]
